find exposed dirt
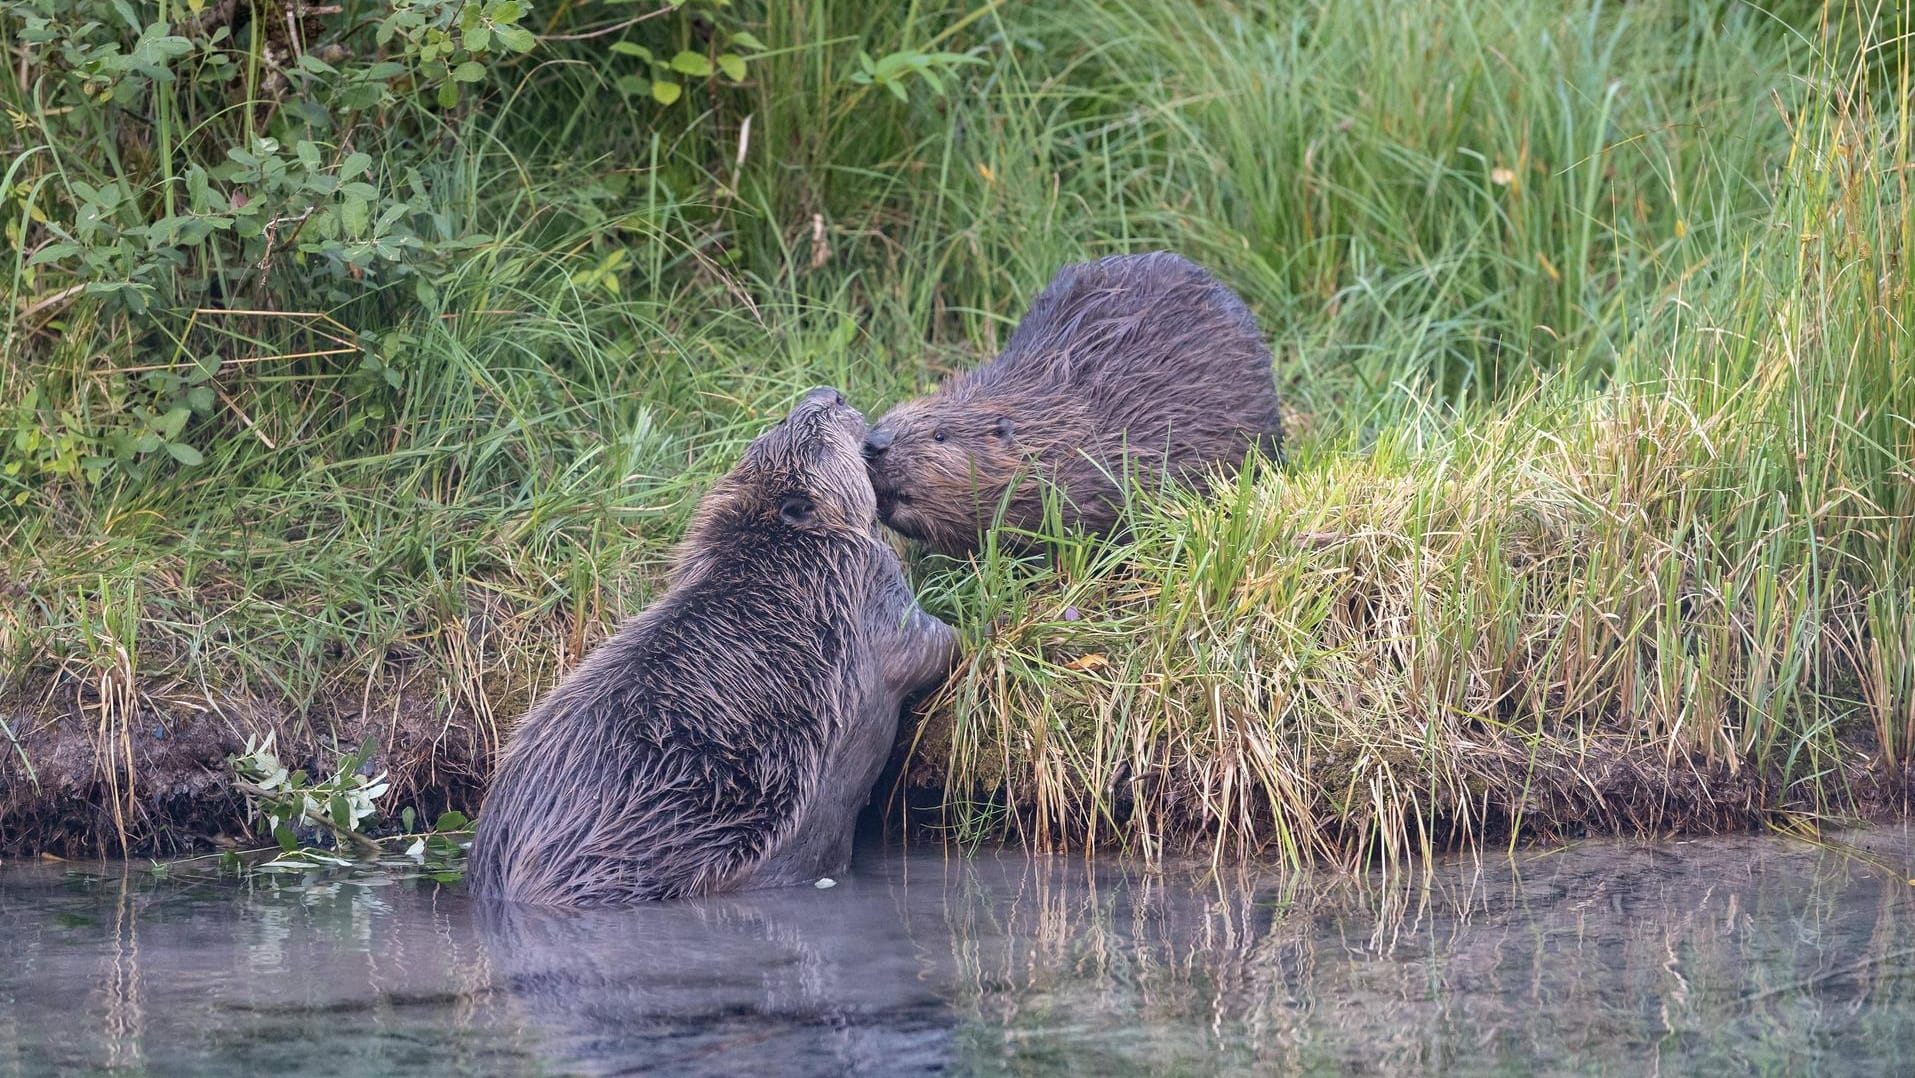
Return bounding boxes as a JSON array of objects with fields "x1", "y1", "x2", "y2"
[
  {"x1": 5, "y1": 670, "x2": 1909, "y2": 861},
  {"x1": 1, "y1": 669, "x2": 490, "y2": 859}
]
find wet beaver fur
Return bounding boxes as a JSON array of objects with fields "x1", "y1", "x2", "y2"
[
  {"x1": 468, "y1": 387, "x2": 959, "y2": 906},
  {"x1": 863, "y1": 251, "x2": 1282, "y2": 556}
]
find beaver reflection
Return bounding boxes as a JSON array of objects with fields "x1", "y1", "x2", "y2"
[{"x1": 474, "y1": 875, "x2": 955, "y2": 1077}]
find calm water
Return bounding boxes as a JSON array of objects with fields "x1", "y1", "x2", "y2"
[{"x1": 2, "y1": 829, "x2": 1912, "y2": 1076}]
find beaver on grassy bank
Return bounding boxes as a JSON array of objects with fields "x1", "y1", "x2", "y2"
[
  {"x1": 468, "y1": 387, "x2": 959, "y2": 906},
  {"x1": 862, "y1": 251, "x2": 1283, "y2": 557}
]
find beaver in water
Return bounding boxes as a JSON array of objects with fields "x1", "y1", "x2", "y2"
[
  {"x1": 468, "y1": 387, "x2": 959, "y2": 906},
  {"x1": 862, "y1": 251, "x2": 1282, "y2": 556}
]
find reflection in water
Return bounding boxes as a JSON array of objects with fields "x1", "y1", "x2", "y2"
[
  {"x1": 96, "y1": 875, "x2": 144, "y2": 1072},
  {"x1": 478, "y1": 889, "x2": 955, "y2": 1074},
  {"x1": 0, "y1": 829, "x2": 1911, "y2": 1076}
]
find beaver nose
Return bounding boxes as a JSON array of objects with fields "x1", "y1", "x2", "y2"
[
  {"x1": 803, "y1": 386, "x2": 846, "y2": 408},
  {"x1": 863, "y1": 427, "x2": 894, "y2": 458}
]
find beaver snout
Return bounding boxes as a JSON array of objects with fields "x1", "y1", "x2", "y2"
[{"x1": 862, "y1": 427, "x2": 895, "y2": 459}]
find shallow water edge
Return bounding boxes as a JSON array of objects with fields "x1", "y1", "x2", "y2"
[{"x1": 2, "y1": 828, "x2": 1913, "y2": 1076}]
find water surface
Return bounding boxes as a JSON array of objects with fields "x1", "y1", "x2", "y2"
[{"x1": 2, "y1": 829, "x2": 1912, "y2": 1076}]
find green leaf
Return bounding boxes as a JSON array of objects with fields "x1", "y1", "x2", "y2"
[
  {"x1": 651, "y1": 79, "x2": 681, "y2": 105},
  {"x1": 186, "y1": 386, "x2": 215, "y2": 413},
  {"x1": 729, "y1": 30, "x2": 766, "y2": 52},
  {"x1": 669, "y1": 50, "x2": 712, "y2": 77},
  {"x1": 495, "y1": 25, "x2": 537, "y2": 53},
  {"x1": 165, "y1": 442, "x2": 203, "y2": 466},
  {"x1": 463, "y1": 26, "x2": 489, "y2": 52},
  {"x1": 28, "y1": 243, "x2": 81, "y2": 266},
  {"x1": 452, "y1": 61, "x2": 485, "y2": 83},
  {"x1": 434, "y1": 810, "x2": 470, "y2": 832},
  {"x1": 157, "y1": 406, "x2": 190, "y2": 441},
  {"x1": 338, "y1": 736, "x2": 379, "y2": 777},
  {"x1": 609, "y1": 42, "x2": 652, "y2": 61},
  {"x1": 716, "y1": 53, "x2": 746, "y2": 81},
  {"x1": 614, "y1": 74, "x2": 649, "y2": 97},
  {"x1": 341, "y1": 196, "x2": 371, "y2": 236},
  {"x1": 273, "y1": 824, "x2": 298, "y2": 852},
  {"x1": 402, "y1": 806, "x2": 416, "y2": 832},
  {"x1": 437, "y1": 80, "x2": 460, "y2": 109},
  {"x1": 329, "y1": 793, "x2": 353, "y2": 830}
]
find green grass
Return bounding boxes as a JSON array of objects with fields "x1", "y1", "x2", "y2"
[{"x1": 1, "y1": 0, "x2": 1909, "y2": 861}]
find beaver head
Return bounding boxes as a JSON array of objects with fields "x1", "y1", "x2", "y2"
[
  {"x1": 861, "y1": 393, "x2": 1028, "y2": 552},
  {"x1": 678, "y1": 387, "x2": 875, "y2": 576}
]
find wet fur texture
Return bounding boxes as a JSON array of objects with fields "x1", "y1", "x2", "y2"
[
  {"x1": 865, "y1": 251, "x2": 1282, "y2": 556},
  {"x1": 468, "y1": 389, "x2": 959, "y2": 906}
]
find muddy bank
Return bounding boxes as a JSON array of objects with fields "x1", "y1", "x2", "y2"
[
  {"x1": 5, "y1": 666, "x2": 1908, "y2": 861},
  {"x1": 0, "y1": 674, "x2": 492, "y2": 859}
]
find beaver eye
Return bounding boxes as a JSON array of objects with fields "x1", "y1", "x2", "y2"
[{"x1": 932, "y1": 429, "x2": 946, "y2": 443}]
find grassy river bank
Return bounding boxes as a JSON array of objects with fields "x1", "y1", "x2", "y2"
[{"x1": 2, "y1": 0, "x2": 1910, "y2": 865}]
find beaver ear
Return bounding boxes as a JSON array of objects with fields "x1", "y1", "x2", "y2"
[
  {"x1": 779, "y1": 493, "x2": 815, "y2": 525},
  {"x1": 994, "y1": 416, "x2": 1015, "y2": 441}
]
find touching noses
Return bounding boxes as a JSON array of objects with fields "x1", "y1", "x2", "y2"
[{"x1": 862, "y1": 426, "x2": 894, "y2": 460}]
